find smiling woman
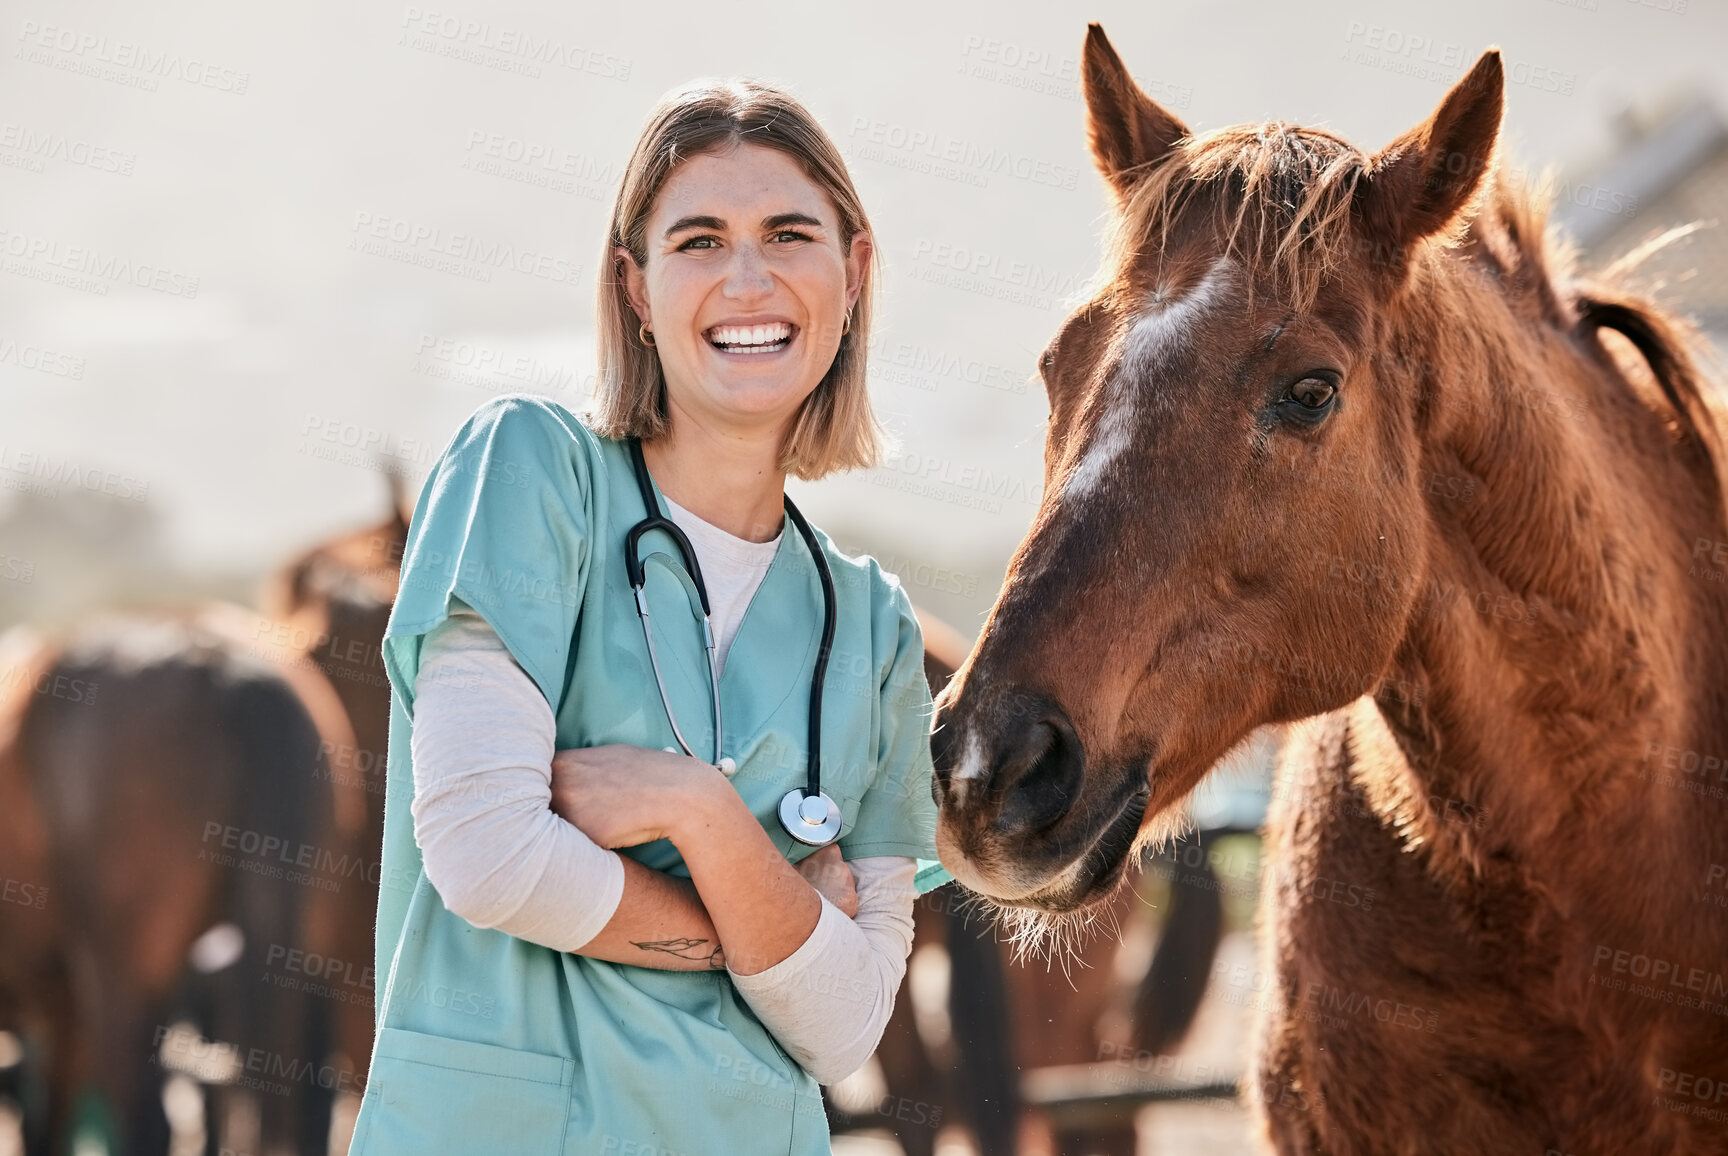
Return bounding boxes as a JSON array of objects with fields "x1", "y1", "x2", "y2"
[
  {"x1": 348, "y1": 76, "x2": 950, "y2": 1156},
  {"x1": 592, "y1": 81, "x2": 881, "y2": 490}
]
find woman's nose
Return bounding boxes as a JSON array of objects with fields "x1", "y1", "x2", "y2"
[{"x1": 723, "y1": 243, "x2": 774, "y2": 297}]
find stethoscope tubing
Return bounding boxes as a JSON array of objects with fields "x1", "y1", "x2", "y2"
[{"x1": 624, "y1": 437, "x2": 842, "y2": 846}]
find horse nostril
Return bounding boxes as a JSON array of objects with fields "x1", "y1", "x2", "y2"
[{"x1": 994, "y1": 712, "x2": 1084, "y2": 834}]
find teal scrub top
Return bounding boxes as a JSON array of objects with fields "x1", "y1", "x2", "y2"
[{"x1": 349, "y1": 394, "x2": 954, "y2": 1156}]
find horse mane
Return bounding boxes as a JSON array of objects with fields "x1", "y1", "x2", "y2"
[
  {"x1": 1105, "y1": 118, "x2": 1728, "y2": 527},
  {"x1": 1492, "y1": 184, "x2": 1728, "y2": 528},
  {"x1": 1570, "y1": 279, "x2": 1728, "y2": 526}
]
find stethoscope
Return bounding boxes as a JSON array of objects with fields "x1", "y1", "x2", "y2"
[{"x1": 624, "y1": 437, "x2": 843, "y2": 847}]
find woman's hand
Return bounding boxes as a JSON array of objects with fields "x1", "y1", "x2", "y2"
[
  {"x1": 794, "y1": 844, "x2": 858, "y2": 918},
  {"x1": 550, "y1": 744, "x2": 723, "y2": 849}
]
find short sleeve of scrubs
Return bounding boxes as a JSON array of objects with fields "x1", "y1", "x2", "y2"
[
  {"x1": 382, "y1": 395, "x2": 592, "y2": 716},
  {"x1": 840, "y1": 578, "x2": 954, "y2": 895}
]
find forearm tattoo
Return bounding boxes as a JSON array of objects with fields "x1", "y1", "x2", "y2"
[{"x1": 631, "y1": 937, "x2": 726, "y2": 970}]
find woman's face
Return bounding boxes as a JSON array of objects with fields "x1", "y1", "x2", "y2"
[{"x1": 618, "y1": 142, "x2": 871, "y2": 440}]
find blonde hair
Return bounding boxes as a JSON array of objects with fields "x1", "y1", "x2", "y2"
[{"x1": 590, "y1": 78, "x2": 883, "y2": 480}]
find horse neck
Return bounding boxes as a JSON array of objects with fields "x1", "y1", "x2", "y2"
[{"x1": 1369, "y1": 256, "x2": 1728, "y2": 928}]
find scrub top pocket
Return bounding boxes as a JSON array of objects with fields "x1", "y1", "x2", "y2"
[{"x1": 352, "y1": 1026, "x2": 574, "y2": 1156}]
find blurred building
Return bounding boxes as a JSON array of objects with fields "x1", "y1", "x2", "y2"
[{"x1": 1554, "y1": 94, "x2": 1728, "y2": 356}]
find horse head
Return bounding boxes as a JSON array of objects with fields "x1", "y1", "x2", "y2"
[{"x1": 931, "y1": 25, "x2": 1507, "y2": 913}]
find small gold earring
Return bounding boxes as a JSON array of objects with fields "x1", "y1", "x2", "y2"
[
  {"x1": 840, "y1": 309, "x2": 852, "y2": 337},
  {"x1": 639, "y1": 323, "x2": 655, "y2": 347}
]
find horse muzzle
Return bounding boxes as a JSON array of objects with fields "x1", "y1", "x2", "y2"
[{"x1": 931, "y1": 690, "x2": 1150, "y2": 910}]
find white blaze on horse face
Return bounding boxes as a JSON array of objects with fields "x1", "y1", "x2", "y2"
[
  {"x1": 946, "y1": 729, "x2": 989, "y2": 805},
  {"x1": 1059, "y1": 258, "x2": 1234, "y2": 501}
]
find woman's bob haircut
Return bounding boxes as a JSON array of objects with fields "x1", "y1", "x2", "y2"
[{"x1": 590, "y1": 77, "x2": 885, "y2": 481}]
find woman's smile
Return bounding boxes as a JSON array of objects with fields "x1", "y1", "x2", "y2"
[{"x1": 705, "y1": 318, "x2": 797, "y2": 356}]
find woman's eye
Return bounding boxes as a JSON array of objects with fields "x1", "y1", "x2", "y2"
[
  {"x1": 1288, "y1": 376, "x2": 1336, "y2": 409},
  {"x1": 771, "y1": 230, "x2": 813, "y2": 243}
]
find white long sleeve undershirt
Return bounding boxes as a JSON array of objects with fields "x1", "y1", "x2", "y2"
[{"x1": 406, "y1": 495, "x2": 918, "y2": 1085}]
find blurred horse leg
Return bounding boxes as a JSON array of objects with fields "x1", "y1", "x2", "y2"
[
  {"x1": 21, "y1": 626, "x2": 236, "y2": 1154},
  {"x1": 217, "y1": 667, "x2": 341, "y2": 1156},
  {"x1": 1132, "y1": 831, "x2": 1226, "y2": 1058},
  {"x1": 942, "y1": 895, "x2": 1020, "y2": 1156},
  {"x1": 1006, "y1": 883, "x2": 1144, "y2": 1156},
  {"x1": 0, "y1": 626, "x2": 75, "y2": 1156},
  {"x1": 866, "y1": 900, "x2": 945, "y2": 1156}
]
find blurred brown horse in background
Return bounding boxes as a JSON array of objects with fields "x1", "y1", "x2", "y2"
[
  {"x1": 0, "y1": 487, "x2": 406, "y2": 1156},
  {"x1": 933, "y1": 22, "x2": 1728, "y2": 1156}
]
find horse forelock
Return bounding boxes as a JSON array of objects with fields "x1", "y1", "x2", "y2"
[
  {"x1": 1106, "y1": 122, "x2": 1369, "y2": 313},
  {"x1": 1102, "y1": 118, "x2": 1590, "y2": 322}
]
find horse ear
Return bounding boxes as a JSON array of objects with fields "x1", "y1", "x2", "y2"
[
  {"x1": 1358, "y1": 50, "x2": 1504, "y2": 254},
  {"x1": 1082, "y1": 23, "x2": 1188, "y2": 204}
]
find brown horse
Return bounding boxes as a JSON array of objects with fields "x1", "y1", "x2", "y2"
[
  {"x1": 1, "y1": 603, "x2": 363, "y2": 1156},
  {"x1": 0, "y1": 489, "x2": 406, "y2": 1156},
  {"x1": 932, "y1": 22, "x2": 1728, "y2": 1156}
]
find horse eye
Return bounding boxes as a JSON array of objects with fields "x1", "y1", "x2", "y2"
[{"x1": 1289, "y1": 377, "x2": 1336, "y2": 409}]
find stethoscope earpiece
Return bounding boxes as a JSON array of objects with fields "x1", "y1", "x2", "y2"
[{"x1": 628, "y1": 439, "x2": 841, "y2": 848}]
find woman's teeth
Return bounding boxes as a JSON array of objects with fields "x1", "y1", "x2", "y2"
[{"x1": 707, "y1": 323, "x2": 793, "y2": 353}]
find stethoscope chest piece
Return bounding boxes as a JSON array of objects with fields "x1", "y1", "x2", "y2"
[{"x1": 779, "y1": 789, "x2": 842, "y2": 847}]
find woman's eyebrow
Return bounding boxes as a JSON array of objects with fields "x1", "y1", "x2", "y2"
[
  {"x1": 762, "y1": 212, "x2": 824, "y2": 230},
  {"x1": 663, "y1": 211, "x2": 826, "y2": 238}
]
